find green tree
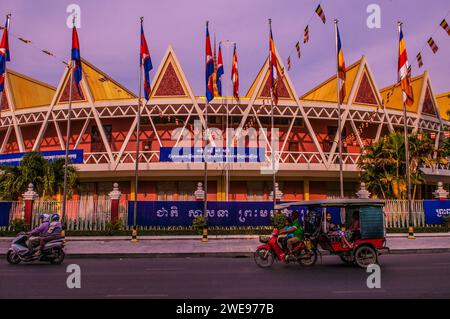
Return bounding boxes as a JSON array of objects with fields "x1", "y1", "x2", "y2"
[
  {"x1": 0, "y1": 152, "x2": 78, "y2": 200},
  {"x1": 359, "y1": 131, "x2": 442, "y2": 200}
]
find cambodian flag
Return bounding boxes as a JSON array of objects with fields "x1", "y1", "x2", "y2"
[
  {"x1": 205, "y1": 22, "x2": 214, "y2": 103},
  {"x1": 71, "y1": 25, "x2": 82, "y2": 94},
  {"x1": 0, "y1": 15, "x2": 11, "y2": 94},
  {"x1": 216, "y1": 43, "x2": 223, "y2": 97},
  {"x1": 140, "y1": 21, "x2": 153, "y2": 100}
]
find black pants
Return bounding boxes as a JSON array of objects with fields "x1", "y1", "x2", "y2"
[{"x1": 39, "y1": 235, "x2": 62, "y2": 250}]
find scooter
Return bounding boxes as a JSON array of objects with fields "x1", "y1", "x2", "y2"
[
  {"x1": 254, "y1": 228, "x2": 318, "y2": 268},
  {"x1": 6, "y1": 232, "x2": 66, "y2": 265}
]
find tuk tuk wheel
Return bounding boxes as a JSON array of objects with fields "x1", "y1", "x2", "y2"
[{"x1": 354, "y1": 245, "x2": 378, "y2": 268}]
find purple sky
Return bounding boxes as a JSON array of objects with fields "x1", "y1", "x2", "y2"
[{"x1": 2, "y1": 0, "x2": 450, "y2": 97}]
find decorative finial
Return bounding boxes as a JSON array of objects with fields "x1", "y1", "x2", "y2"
[{"x1": 140, "y1": 16, "x2": 144, "y2": 23}]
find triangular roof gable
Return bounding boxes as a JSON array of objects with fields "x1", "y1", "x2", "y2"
[
  {"x1": 1, "y1": 90, "x2": 9, "y2": 111},
  {"x1": 246, "y1": 51, "x2": 296, "y2": 101},
  {"x1": 301, "y1": 58, "x2": 362, "y2": 104},
  {"x1": 56, "y1": 67, "x2": 88, "y2": 104},
  {"x1": 151, "y1": 46, "x2": 190, "y2": 99},
  {"x1": 353, "y1": 65, "x2": 382, "y2": 107},
  {"x1": 81, "y1": 59, "x2": 136, "y2": 101},
  {"x1": 421, "y1": 83, "x2": 438, "y2": 117},
  {"x1": 380, "y1": 73, "x2": 425, "y2": 114},
  {"x1": 436, "y1": 92, "x2": 450, "y2": 121},
  {"x1": 4, "y1": 69, "x2": 55, "y2": 110}
]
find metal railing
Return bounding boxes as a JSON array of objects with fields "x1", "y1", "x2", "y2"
[{"x1": 384, "y1": 200, "x2": 425, "y2": 228}]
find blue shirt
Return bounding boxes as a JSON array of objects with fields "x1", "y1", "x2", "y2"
[{"x1": 284, "y1": 226, "x2": 296, "y2": 238}]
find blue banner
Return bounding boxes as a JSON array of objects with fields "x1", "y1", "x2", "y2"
[
  {"x1": 0, "y1": 150, "x2": 84, "y2": 167},
  {"x1": 424, "y1": 200, "x2": 450, "y2": 225},
  {"x1": 160, "y1": 147, "x2": 265, "y2": 163},
  {"x1": 0, "y1": 202, "x2": 12, "y2": 226},
  {"x1": 128, "y1": 201, "x2": 274, "y2": 227}
]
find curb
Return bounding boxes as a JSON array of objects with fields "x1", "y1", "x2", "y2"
[
  {"x1": 0, "y1": 233, "x2": 449, "y2": 242},
  {"x1": 1, "y1": 248, "x2": 449, "y2": 259}
]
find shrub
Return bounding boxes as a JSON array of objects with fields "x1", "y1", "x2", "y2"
[
  {"x1": 271, "y1": 211, "x2": 287, "y2": 230},
  {"x1": 105, "y1": 219, "x2": 124, "y2": 235},
  {"x1": 192, "y1": 215, "x2": 207, "y2": 230},
  {"x1": 10, "y1": 218, "x2": 30, "y2": 232}
]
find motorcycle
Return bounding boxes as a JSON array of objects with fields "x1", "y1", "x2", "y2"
[
  {"x1": 6, "y1": 232, "x2": 66, "y2": 265},
  {"x1": 254, "y1": 228, "x2": 318, "y2": 268}
]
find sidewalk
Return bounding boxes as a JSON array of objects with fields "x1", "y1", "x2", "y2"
[{"x1": 1, "y1": 234, "x2": 450, "y2": 258}]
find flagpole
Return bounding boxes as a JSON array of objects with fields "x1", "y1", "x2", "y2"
[
  {"x1": 203, "y1": 20, "x2": 210, "y2": 243},
  {"x1": 62, "y1": 16, "x2": 76, "y2": 230},
  {"x1": 132, "y1": 17, "x2": 145, "y2": 243},
  {"x1": 268, "y1": 19, "x2": 277, "y2": 211},
  {"x1": 398, "y1": 21, "x2": 414, "y2": 239},
  {"x1": 334, "y1": 19, "x2": 344, "y2": 199},
  {"x1": 0, "y1": 14, "x2": 11, "y2": 118}
]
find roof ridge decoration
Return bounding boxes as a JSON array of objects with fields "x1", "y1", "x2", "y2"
[{"x1": 300, "y1": 58, "x2": 363, "y2": 104}]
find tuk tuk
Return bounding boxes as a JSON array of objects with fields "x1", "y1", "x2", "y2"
[{"x1": 276, "y1": 199, "x2": 390, "y2": 268}]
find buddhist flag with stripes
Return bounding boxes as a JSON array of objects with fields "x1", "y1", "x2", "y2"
[
  {"x1": 315, "y1": 5, "x2": 326, "y2": 24},
  {"x1": 269, "y1": 21, "x2": 280, "y2": 105},
  {"x1": 304, "y1": 25, "x2": 309, "y2": 43},
  {"x1": 416, "y1": 52, "x2": 423, "y2": 68},
  {"x1": 427, "y1": 37, "x2": 439, "y2": 54},
  {"x1": 231, "y1": 44, "x2": 239, "y2": 99},
  {"x1": 440, "y1": 19, "x2": 450, "y2": 36},
  {"x1": 295, "y1": 42, "x2": 301, "y2": 59},
  {"x1": 336, "y1": 24, "x2": 346, "y2": 104},
  {"x1": 0, "y1": 15, "x2": 11, "y2": 95},
  {"x1": 398, "y1": 24, "x2": 414, "y2": 107}
]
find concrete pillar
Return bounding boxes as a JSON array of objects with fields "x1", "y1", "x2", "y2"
[
  {"x1": 304, "y1": 179, "x2": 310, "y2": 201},
  {"x1": 433, "y1": 182, "x2": 449, "y2": 200},
  {"x1": 109, "y1": 183, "x2": 122, "y2": 223},
  {"x1": 22, "y1": 183, "x2": 38, "y2": 226}
]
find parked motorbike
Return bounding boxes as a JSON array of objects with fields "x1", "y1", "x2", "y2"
[
  {"x1": 6, "y1": 232, "x2": 66, "y2": 265},
  {"x1": 254, "y1": 228, "x2": 318, "y2": 268}
]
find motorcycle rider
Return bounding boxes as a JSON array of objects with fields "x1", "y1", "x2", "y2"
[
  {"x1": 287, "y1": 211, "x2": 304, "y2": 253},
  {"x1": 35, "y1": 213, "x2": 63, "y2": 256},
  {"x1": 26, "y1": 214, "x2": 50, "y2": 254}
]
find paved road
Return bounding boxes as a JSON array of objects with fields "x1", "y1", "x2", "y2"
[{"x1": 1, "y1": 253, "x2": 449, "y2": 299}]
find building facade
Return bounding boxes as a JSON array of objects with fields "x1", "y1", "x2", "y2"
[{"x1": 0, "y1": 45, "x2": 449, "y2": 202}]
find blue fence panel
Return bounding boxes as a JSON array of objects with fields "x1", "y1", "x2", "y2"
[
  {"x1": 127, "y1": 201, "x2": 276, "y2": 227},
  {"x1": 424, "y1": 200, "x2": 450, "y2": 225},
  {"x1": 0, "y1": 202, "x2": 12, "y2": 226}
]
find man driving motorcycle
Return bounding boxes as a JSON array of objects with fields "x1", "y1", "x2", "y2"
[
  {"x1": 35, "y1": 213, "x2": 63, "y2": 256},
  {"x1": 26, "y1": 214, "x2": 50, "y2": 254}
]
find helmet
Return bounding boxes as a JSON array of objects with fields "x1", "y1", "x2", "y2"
[
  {"x1": 51, "y1": 213, "x2": 60, "y2": 221},
  {"x1": 41, "y1": 214, "x2": 50, "y2": 222}
]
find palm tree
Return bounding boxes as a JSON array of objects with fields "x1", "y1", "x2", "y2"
[{"x1": 359, "y1": 131, "x2": 443, "y2": 200}]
